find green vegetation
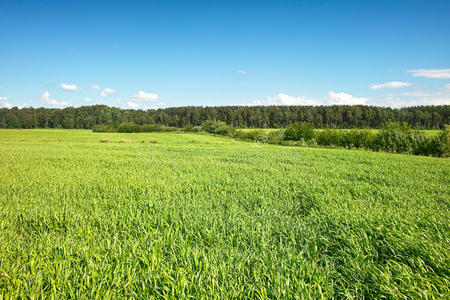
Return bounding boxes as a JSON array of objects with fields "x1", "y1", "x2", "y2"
[
  {"x1": 91, "y1": 120, "x2": 450, "y2": 157},
  {"x1": 1, "y1": 104, "x2": 449, "y2": 129},
  {"x1": 210, "y1": 121, "x2": 450, "y2": 157},
  {"x1": 284, "y1": 123, "x2": 315, "y2": 141},
  {"x1": 241, "y1": 128, "x2": 443, "y2": 136},
  {"x1": 0, "y1": 129, "x2": 449, "y2": 298}
]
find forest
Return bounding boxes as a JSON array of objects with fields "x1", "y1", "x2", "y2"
[{"x1": 0, "y1": 104, "x2": 448, "y2": 129}]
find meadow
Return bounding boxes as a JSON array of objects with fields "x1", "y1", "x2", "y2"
[{"x1": 0, "y1": 129, "x2": 449, "y2": 298}]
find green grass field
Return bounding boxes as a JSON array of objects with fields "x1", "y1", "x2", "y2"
[{"x1": 0, "y1": 129, "x2": 449, "y2": 298}]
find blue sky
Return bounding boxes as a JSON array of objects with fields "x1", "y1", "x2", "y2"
[{"x1": 0, "y1": 0, "x2": 449, "y2": 109}]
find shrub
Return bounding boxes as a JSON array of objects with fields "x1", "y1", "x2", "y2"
[
  {"x1": 182, "y1": 124, "x2": 194, "y2": 132},
  {"x1": 340, "y1": 130, "x2": 377, "y2": 149},
  {"x1": 202, "y1": 120, "x2": 222, "y2": 133},
  {"x1": 316, "y1": 129, "x2": 342, "y2": 146},
  {"x1": 235, "y1": 129, "x2": 267, "y2": 141},
  {"x1": 141, "y1": 124, "x2": 162, "y2": 132},
  {"x1": 267, "y1": 130, "x2": 284, "y2": 144},
  {"x1": 214, "y1": 124, "x2": 235, "y2": 136},
  {"x1": 202, "y1": 120, "x2": 234, "y2": 136},
  {"x1": 413, "y1": 128, "x2": 449, "y2": 157},
  {"x1": 373, "y1": 123, "x2": 449, "y2": 157},
  {"x1": 284, "y1": 123, "x2": 315, "y2": 141},
  {"x1": 117, "y1": 122, "x2": 141, "y2": 133},
  {"x1": 163, "y1": 126, "x2": 178, "y2": 132},
  {"x1": 92, "y1": 124, "x2": 116, "y2": 132},
  {"x1": 114, "y1": 123, "x2": 178, "y2": 133}
]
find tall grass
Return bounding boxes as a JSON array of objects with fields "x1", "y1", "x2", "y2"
[{"x1": 0, "y1": 129, "x2": 449, "y2": 298}]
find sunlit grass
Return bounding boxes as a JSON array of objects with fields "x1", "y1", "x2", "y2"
[{"x1": 0, "y1": 129, "x2": 449, "y2": 298}]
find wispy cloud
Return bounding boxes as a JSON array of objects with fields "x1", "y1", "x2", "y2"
[
  {"x1": 101, "y1": 88, "x2": 115, "y2": 97},
  {"x1": 41, "y1": 91, "x2": 69, "y2": 107},
  {"x1": 61, "y1": 83, "x2": 79, "y2": 91},
  {"x1": 238, "y1": 70, "x2": 248, "y2": 74},
  {"x1": 84, "y1": 98, "x2": 92, "y2": 102},
  {"x1": 370, "y1": 81, "x2": 412, "y2": 90},
  {"x1": 408, "y1": 68, "x2": 450, "y2": 79},
  {"x1": 0, "y1": 96, "x2": 12, "y2": 108},
  {"x1": 90, "y1": 85, "x2": 101, "y2": 90}
]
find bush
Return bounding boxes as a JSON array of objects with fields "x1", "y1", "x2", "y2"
[
  {"x1": 267, "y1": 130, "x2": 284, "y2": 144},
  {"x1": 141, "y1": 124, "x2": 162, "y2": 132},
  {"x1": 202, "y1": 120, "x2": 222, "y2": 133},
  {"x1": 373, "y1": 123, "x2": 449, "y2": 157},
  {"x1": 163, "y1": 126, "x2": 178, "y2": 132},
  {"x1": 375, "y1": 123, "x2": 418, "y2": 153},
  {"x1": 117, "y1": 122, "x2": 141, "y2": 133},
  {"x1": 214, "y1": 124, "x2": 235, "y2": 136},
  {"x1": 413, "y1": 128, "x2": 449, "y2": 157},
  {"x1": 202, "y1": 120, "x2": 235, "y2": 136},
  {"x1": 235, "y1": 129, "x2": 267, "y2": 141},
  {"x1": 316, "y1": 129, "x2": 342, "y2": 146},
  {"x1": 182, "y1": 124, "x2": 194, "y2": 132},
  {"x1": 284, "y1": 123, "x2": 315, "y2": 141},
  {"x1": 113, "y1": 123, "x2": 179, "y2": 133},
  {"x1": 341, "y1": 130, "x2": 377, "y2": 149},
  {"x1": 92, "y1": 124, "x2": 116, "y2": 132}
]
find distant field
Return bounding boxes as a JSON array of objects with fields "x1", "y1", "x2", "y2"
[
  {"x1": 0, "y1": 129, "x2": 449, "y2": 298},
  {"x1": 239, "y1": 128, "x2": 443, "y2": 136}
]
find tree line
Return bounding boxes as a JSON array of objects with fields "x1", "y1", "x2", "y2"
[{"x1": 0, "y1": 104, "x2": 448, "y2": 129}]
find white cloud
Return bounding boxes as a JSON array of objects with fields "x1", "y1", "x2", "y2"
[
  {"x1": 0, "y1": 96, "x2": 12, "y2": 108},
  {"x1": 61, "y1": 83, "x2": 79, "y2": 91},
  {"x1": 84, "y1": 98, "x2": 92, "y2": 102},
  {"x1": 238, "y1": 70, "x2": 248, "y2": 74},
  {"x1": 380, "y1": 97, "x2": 449, "y2": 108},
  {"x1": 376, "y1": 84, "x2": 450, "y2": 107},
  {"x1": 240, "y1": 86, "x2": 450, "y2": 108},
  {"x1": 127, "y1": 101, "x2": 139, "y2": 108},
  {"x1": 241, "y1": 92, "x2": 368, "y2": 106},
  {"x1": 408, "y1": 68, "x2": 450, "y2": 79},
  {"x1": 131, "y1": 90, "x2": 158, "y2": 102},
  {"x1": 101, "y1": 88, "x2": 115, "y2": 97},
  {"x1": 41, "y1": 91, "x2": 69, "y2": 107},
  {"x1": 327, "y1": 91, "x2": 368, "y2": 105},
  {"x1": 140, "y1": 102, "x2": 167, "y2": 110},
  {"x1": 90, "y1": 85, "x2": 101, "y2": 90},
  {"x1": 370, "y1": 81, "x2": 412, "y2": 90},
  {"x1": 242, "y1": 93, "x2": 322, "y2": 106}
]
